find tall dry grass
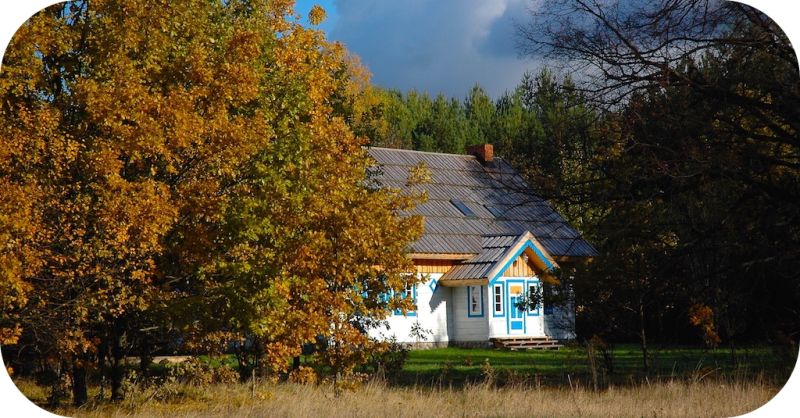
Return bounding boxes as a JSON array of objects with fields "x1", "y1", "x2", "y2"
[{"x1": 17, "y1": 377, "x2": 778, "y2": 418}]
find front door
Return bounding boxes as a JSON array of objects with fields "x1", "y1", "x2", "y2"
[{"x1": 507, "y1": 281, "x2": 525, "y2": 335}]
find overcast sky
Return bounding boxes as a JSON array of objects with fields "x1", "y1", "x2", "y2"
[{"x1": 296, "y1": 0, "x2": 539, "y2": 99}]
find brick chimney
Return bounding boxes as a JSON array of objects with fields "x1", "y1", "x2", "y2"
[{"x1": 468, "y1": 143, "x2": 493, "y2": 164}]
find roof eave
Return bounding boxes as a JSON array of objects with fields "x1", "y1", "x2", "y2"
[{"x1": 439, "y1": 278, "x2": 489, "y2": 287}]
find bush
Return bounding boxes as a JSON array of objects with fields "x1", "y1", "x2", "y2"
[
  {"x1": 480, "y1": 358, "x2": 495, "y2": 385},
  {"x1": 288, "y1": 366, "x2": 318, "y2": 385},
  {"x1": 165, "y1": 357, "x2": 239, "y2": 386},
  {"x1": 369, "y1": 336, "x2": 409, "y2": 381}
]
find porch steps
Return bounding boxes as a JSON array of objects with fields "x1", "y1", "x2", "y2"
[{"x1": 490, "y1": 337, "x2": 562, "y2": 350}]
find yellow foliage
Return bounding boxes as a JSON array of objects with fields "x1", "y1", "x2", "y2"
[
  {"x1": 308, "y1": 5, "x2": 327, "y2": 26},
  {"x1": 1, "y1": 0, "x2": 423, "y2": 385},
  {"x1": 688, "y1": 304, "x2": 721, "y2": 348},
  {"x1": 288, "y1": 366, "x2": 318, "y2": 385}
]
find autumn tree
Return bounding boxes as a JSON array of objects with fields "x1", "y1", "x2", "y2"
[
  {"x1": 1, "y1": 0, "x2": 422, "y2": 405},
  {"x1": 174, "y1": 18, "x2": 425, "y2": 383}
]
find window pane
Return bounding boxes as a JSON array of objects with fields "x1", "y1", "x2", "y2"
[
  {"x1": 471, "y1": 288, "x2": 477, "y2": 311},
  {"x1": 485, "y1": 205, "x2": 503, "y2": 217},
  {"x1": 493, "y1": 285, "x2": 502, "y2": 313},
  {"x1": 451, "y1": 199, "x2": 476, "y2": 218},
  {"x1": 469, "y1": 286, "x2": 481, "y2": 315}
]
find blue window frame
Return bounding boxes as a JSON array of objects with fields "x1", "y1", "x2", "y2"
[
  {"x1": 467, "y1": 285, "x2": 484, "y2": 317},
  {"x1": 394, "y1": 283, "x2": 417, "y2": 316},
  {"x1": 526, "y1": 280, "x2": 541, "y2": 316},
  {"x1": 492, "y1": 283, "x2": 504, "y2": 317}
]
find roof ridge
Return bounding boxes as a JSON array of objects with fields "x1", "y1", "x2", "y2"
[{"x1": 368, "y1": 146, "x2": 479, "y2": 159}]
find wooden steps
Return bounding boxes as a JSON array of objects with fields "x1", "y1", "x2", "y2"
[{"x1": 490, "y1": 337, "x2": 563, "y2": 350}]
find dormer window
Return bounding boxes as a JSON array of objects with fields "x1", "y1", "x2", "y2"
[
  {"x1": 485, "y1": 205, "x2": 503, "y2": 218},
  {"x1": 451, "y1": 199, "x2": 476, "y2": 218}
]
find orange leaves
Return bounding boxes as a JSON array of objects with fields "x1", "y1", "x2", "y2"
[
  {"x1": 0, "y1": 0, "x2": 423, "y2": 381},
  {"x1": 688, "y1": 304, "x2": 721, "y2": 348}
]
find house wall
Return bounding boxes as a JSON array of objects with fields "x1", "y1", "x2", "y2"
[
  {"x1": 367, "y1": 272, "x2": 450, "y2": 346},
  {"x1": 544, "y1": 301, "x2": 576, "y2": 340},
  {"x1": 450, "y1": 286, "x2": 489, "y2": 343},
  {"x1": 543, "y1": 269, "x2": 577, "y2": 340},
  {"x1": 367, "y1": 257, "x2": 576, "y2": 346}
]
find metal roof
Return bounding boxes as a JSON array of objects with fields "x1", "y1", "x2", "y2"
[
  {"x1": 368, "y1": 147, "x2": 597, "y2": 258},
  {"x1": 440, "y1": 235, "x2": 516, "y2": 282}
]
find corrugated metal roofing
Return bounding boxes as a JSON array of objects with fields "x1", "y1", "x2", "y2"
[
  {"x1": 368, "y1": 147, "x2": 597, "y2": 258},
  {"x1": 440, "y1": 235, "x2": 519, "y2": 281}
]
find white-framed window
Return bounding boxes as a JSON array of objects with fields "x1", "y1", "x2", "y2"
[
  {"x1": 493, "y1": 284, "x2": 503, "y2": 316},
  {"x1": 467, "y1": 285, "x2": 483, "y2": 317}
]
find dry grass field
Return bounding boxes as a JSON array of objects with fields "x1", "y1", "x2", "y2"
[
  {"x1": 12, "y1": 345, "x2": 793, "y2": 416},
  {"x1": 15, "y1": 377, "x2": 778, "y2": 418}
]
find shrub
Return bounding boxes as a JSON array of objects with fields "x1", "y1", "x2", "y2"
[
  {"x1": 369, "y1": 336, "x2": 409, "y2": 381},
  {"x1": 288, "y1": 366, "x2": 318, "y2": 385},
  {"x1": 480, "y1": 358, "x2": 495, "y2": 385},
  {"x1": 165, "y1": 357, "x2": 239, "y2": 386}
]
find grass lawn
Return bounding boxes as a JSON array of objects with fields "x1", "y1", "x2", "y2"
[{"x1": 397, "y1": 344, "x2": 794, "y2": 387}]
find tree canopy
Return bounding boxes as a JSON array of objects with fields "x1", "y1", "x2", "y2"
[{"x1": 1, "y1": 0, "x2": 422, "y2": 404}]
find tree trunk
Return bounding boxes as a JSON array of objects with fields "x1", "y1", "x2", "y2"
[
  {"x1": 639, "y1": 299, "x2": 649, "y2": 373},
  {"x1": 97, "y1": 338, "x2": 108, "y2": 401},
  {"x1": 139, "y1": 354, "x2": 152, "y2": 380},
  {"x1": 72, "y1": 360, "x2": 88, "y2": 407},
  {"x1": 109, "y1": 319, "x2": 125, "y2": 401},
  {"x1": 139, "y1": 333, "x2": 152, "y2": 380},
  {"x1": 292, "y1": 355, "x2": 301, "y2": 371}
]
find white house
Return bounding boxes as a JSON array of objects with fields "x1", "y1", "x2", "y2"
[{"x1": 367, "y1": 145, "x2": 596, "y2": 348}]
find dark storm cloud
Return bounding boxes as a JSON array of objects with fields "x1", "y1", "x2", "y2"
[{"x1": 328, "y1": 0, "x2": 539, "y2": 99}]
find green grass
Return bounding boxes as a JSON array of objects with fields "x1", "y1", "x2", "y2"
[
  {"x1": 397, "y1": 344, "x2": 795, "y2": 386},
  {"x1": 142, "y1": 343, "x2": 795, "y2": 388},
  {"x1": 196, "y1": 354, "x2": 239, "y2": 369}
]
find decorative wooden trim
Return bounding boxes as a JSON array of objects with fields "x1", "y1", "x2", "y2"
[
  {"x1": 487, "y1": 232, "x2": 559, "y2": 286},
  {"x1": 414, "y1": 260, "x2": 455, "y2": 274}
]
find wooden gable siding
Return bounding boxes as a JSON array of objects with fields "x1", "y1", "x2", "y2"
[
  {"x1": 503, "y1": 253, "x2": 536, "y2": 277},
  {"x1": 414, "y1": 259, "x2": 454, "y2": 274}
]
